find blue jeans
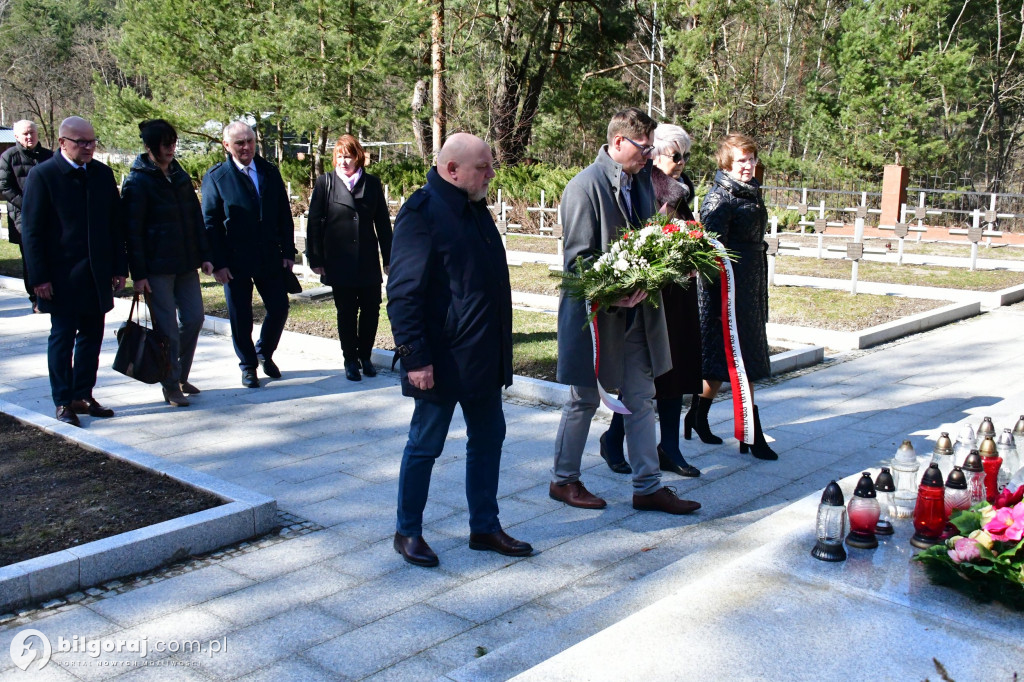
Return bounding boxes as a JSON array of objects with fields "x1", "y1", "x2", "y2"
[
  {"x1": 224, "y1": 270, "x2": 289, "y2": 370},
  {"x1": 47, "y1": 311, "x2": 105, "y2": 406},
  {"x1": 396, "y1": 391, "x2": 505, "y2": 537}
]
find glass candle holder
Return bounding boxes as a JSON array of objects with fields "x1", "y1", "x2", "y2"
[
  {"x1": 812, "y1": 481, "x2": 848, "y2": 562},
  {"x1": 874, "y1": 467, "x2": 896, "y2": 535},
  {"x1": 891, "y1": 440, "x2": 919, "y2": 518},
  {"x1": 931, "y1": 432, "x2": 955, "y2": 483},
  {"x1": 953, "y1": 423, "x2": 975, "y2": 465},
  {"x1": 911, "y1": 463, "x2": 947, "y2": 549},
  {"x1": 997, "y1": 429, "x2": 1019, "y2": 490},
  {"x1": 944, "y1": 466, "x2": 972, "y2": 518},
  {"x1": 976, "y1": 416, "x2": 996, "y2": 447},
  {"x1": 962, "y1": 451, "x2": 987, "y2": 505},
  {"x1": 979, "y1": 436, "x2": 1002, "y2": 503},
  {"x1": 846, "y1": 472, "x2": 881, "y2": 550}
]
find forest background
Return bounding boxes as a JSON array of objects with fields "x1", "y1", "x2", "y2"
[{"x1": 0, "y1": 0, "x2": 1021, "y2": 200}]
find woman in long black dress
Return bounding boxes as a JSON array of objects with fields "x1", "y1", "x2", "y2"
[
  {"x1": 599, "y1": 123, "x2": 701, "y2": 478},
  {"x1": 307, "y1": 135, "x2": 392, "y2": 381},
  {"x1": 692, "y1": 133, "x2": 777, "y2": 460}
]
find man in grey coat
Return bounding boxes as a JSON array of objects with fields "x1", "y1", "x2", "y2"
[{"x1": 550, "y1": 108, "x2": 700, "y2": 515}]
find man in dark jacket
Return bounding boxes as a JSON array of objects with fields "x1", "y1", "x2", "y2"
[
  {"x1": 386, "y1": 132, "x2": 531, "y2": 567},
  {"x1": 21, "y1": 116, "x2": 127, "y2": 426},
  {"x1": 0, "y1": 119, "x2": 53, "y2": 306},
  {"x1": 202, "y1": 121, "x2": 296, "y2": 388}
]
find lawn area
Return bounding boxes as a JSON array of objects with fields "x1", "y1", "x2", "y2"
[
  {"x1": 773, "y1": 255, "x2": 1024, "y2": 290},
  {"x1": 779, "y1": 232, "x2": 1024, "y2": 261}
]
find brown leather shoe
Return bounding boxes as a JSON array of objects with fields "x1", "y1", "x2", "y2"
[
  {"x1": 70, "y1": 397, "x2": 114, "y2": 418},
  {"x1": 633, "y1": 487, "x2": 701, "y2": 515},
  {"x1": 469, "y1": 530, "x2": 533, "y2": 557},
  {"x1": 56, "y1": 405, "x2": 81, "y2": 427},
  {"x1": 549, "y1": 481, "x2": 607, "y2": 509},
  {"x1": 393, "y1": 532, "x2": 439, "y2": 567},
  {"x1": 162, "y1": 386, "x2": 190, "y2": 407}
]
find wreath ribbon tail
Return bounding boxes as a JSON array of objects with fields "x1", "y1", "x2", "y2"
[
  {"x1": 710, "y1": 239, "x2": 754, "y2": 444},
  {"x1": 587, "y1": 300, "x2": 631, "y2": 415}
]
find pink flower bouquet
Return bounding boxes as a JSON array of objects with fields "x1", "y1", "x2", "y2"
[{"x1": 914, "y1": 498, "x2": 1024, "y2": 610}]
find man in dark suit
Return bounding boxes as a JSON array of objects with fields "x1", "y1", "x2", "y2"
[
  {"x1": 21, "y1": 116, "x2": 127, "y2": 426},
  {"x1": 387, "y1": 132, "x2": 532, "y2": 568},
  {"x1": 0, "y1": 119, "x2": 53, "y2": 308},
  {"x1": 202, "y1": 121, "x2": 296, "y2": 388}
]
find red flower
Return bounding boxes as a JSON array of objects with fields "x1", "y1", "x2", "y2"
[
  {"x1": 688, "y1": 229, "x2": 704, "y2": 239},
  {"x1": 994, "y1": 485, "x2": 1024, "y2": 509},
  {"x1": 662, "y1": 224, "x2": 680, "y2": 234},
  {"x1": 623, "y1": 231, "x2": 633, "y2": 240}
]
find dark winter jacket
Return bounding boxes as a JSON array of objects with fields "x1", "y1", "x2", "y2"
[
  {"x1": 306, "y1": 169, "x2": 392, "y2": 287},
  {"x1": 201, "y1": 154, "x2": 296, "y2": 278},
  {"x1": 20, "y1": 153, "x2": 127, "y2": 315},
  {"x1": 121, "y1": 154, "x2": 211, "y2": 280},
  {"x1": 0, "y1": 142, "x2": 54, "y2": 242},
  {"x1": 386, "y1": 167, "x2": 513, "y2": 401},
  {"x1": 697, "y1": 169, "x2": 771, "y2": 381}
]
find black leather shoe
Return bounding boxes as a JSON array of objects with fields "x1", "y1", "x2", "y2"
[
  {"x1": 70, "y1": 397, "x2": 114, "y2": 418},
  {"x1": 469, "y1": 530, "x2": 533, "y2": 557},
  {"x1": 393, "y1": 532, "x2": 439, "y2": 567},
  {"x1": 599, "y1": 432, "x2": 632, "y2": 474},
  {"x1": 179, "y1": 380, "x2": 201, "y2": 395},
  {"x1": 658, "y1": 445, "x2": 701, "y2": 478},
  {"x1": 344, "y1": 360, "x2": 361, "y2": 381},
  {"x1": 56, "y1": 405, "x2": 81, "y2": 427},
  {"x1": 260, "y1": 357, "x2": 282, "y2": 379},
  {"x1": 360, "y1": 357, "x2": 377, "y2": 377},
  {"x1": 242, "y1": 370, "x2": 260, "y2": 388}
]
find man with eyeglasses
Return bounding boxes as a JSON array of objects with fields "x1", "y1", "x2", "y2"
[
  {"x1": 0, "y1": 119, "x2": 53, "y2": 309},
  {"x1": 20, "y1": 116, "x2": 128, "y2": 426},
  {"x1": 550, "y1": 107, "x2": 701, "y2": 516}
]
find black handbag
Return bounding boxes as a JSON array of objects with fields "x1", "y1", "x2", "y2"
[{"x1": 112, "y1": 292, "x2": 172, "y2": 384}]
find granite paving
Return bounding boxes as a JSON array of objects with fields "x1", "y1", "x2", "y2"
[{"x1": 1, "y1": 284, "x2": 1023, "y2": 680}]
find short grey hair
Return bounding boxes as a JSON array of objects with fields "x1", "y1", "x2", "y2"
[
  {"x1": 12, "y1": 120, "x2": 36, "y2": 134},
  {"x1": 222, "y1": 121, "x2": 254, "y2": 142},
  {"x1": 653, "y1": 124, "x2": 691, "y2": 157}
]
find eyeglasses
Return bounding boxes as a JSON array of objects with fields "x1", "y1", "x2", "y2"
[
  {"x1": 623, "y1": 137, "x2": 656, "y2": 157},
  {"x1": 61, "y1": 137, "x2": 98, "y2": 149},
  {"x1": 664, "y1": 151, "x2": 691, "y2": 164}
]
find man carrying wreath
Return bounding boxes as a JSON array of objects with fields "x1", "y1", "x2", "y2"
[{"x1": 550, "y1": 108, "x2": 701, "y2": 515}]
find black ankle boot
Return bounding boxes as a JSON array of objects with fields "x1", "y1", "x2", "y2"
[
  {"x1": 600, "y1": 414, "x2": 631, "y2": 474},
  {"x1": 740, "y1": 405, "x2": 778, "y2": 460},
  {"x1": 684, "y1": 395, "x2": 723, "y2": 445}
]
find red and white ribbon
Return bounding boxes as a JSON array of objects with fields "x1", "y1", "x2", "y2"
[
  {"x1": 711, "y1": 238, "x2": 754, "y2": 444},
  {"x1": 586, "y1": 301, "x2": 631, "y2": 414}
]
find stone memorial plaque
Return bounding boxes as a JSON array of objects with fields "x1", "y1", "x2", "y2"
[
  {"x1": 894, "y1": 223, "x2": 909, "y2": 238},
  {"x1": 914, "y1": 206, "x2": 928, "y2": 221},
  {"x1": 855, "y1": 205, "x2": 868, "y2": 219},
  {"x1": 984, "y1": 210, "x2": 998, "y2": 224},
  {"x1": 968, "y1": 225, "x2": 983, "y2": 242},
  {"x1": 797, "y1": 203, "x2": 808, "y2": 216},
  {"x1": 765, "y1": 237, "x2": 779, "y2": 255},
  {"x1": 846, "y1": 242, "x2": 864, "y2": 260},
  {"x1": 813, "y1": 218, "x2": 827, "y2": 233},
  {"x1": 496, "y1": 220, "x2": 508, "y2": 235}
]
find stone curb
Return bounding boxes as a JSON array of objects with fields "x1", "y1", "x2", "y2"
[
  {"x1": 767, "y1": 300, "x2": 981, "y2": 350},
  {"x1": 0, "y1": 399, "x2": 277, "y2": 613}
]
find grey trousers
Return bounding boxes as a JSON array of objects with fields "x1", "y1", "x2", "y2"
[
  {"x1": 147, "y1": 271, "x2": 204, "y2": 388},
  {"x1": 552, "y1": 316, "x2": 662, "y2": 495}
]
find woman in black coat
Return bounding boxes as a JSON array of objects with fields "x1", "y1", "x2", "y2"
[
  {"x1": 122, "y1": 119, "x2": 213, "y2": 407},
  {"x1": 600, "y1": 124, "x2": 702, "y2": 479},
  {"x1": 307, "y1": 135, "x2": 393, "y2": 381},
  {"x1": 694, "y1": 133, "x2": 777, "y2": 460}
]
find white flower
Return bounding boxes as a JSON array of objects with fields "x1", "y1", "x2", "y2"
[{"x1": 613, "y1": 258, "x2": 629, "y2": 273}]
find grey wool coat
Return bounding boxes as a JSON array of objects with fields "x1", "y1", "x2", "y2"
[{"x1": 556, "y1": 146, "x2": 671, "y2": 389}]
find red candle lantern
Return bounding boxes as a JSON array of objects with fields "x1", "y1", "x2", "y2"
[
  {"x1": 911, "y1": 463, "x2": 947, "y2": 549},
  {"x1": 978, "y1": 436, "x2": 1002, "y2": 503},
  {"x1": 846, "y1": 472, "x2": 881, "y2": 550}
]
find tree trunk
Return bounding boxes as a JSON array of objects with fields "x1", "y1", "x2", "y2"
[
  {"x1": 314, "y1": 125, "x2": 329, "y2": 181},
  {"x1": 431, "y1": 0, "x2": 446, "y2": 159},
  {"x1": 411, "y1": 78, "x2": 431, "y2": 160}
]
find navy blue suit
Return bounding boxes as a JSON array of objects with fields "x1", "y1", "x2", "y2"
[
  {"x1": 21, "y1": 153, "x2": 127, "y2": 406},
  {"x1": 386, "y1": 168, "x2": 513, "y2": 537},
  {"x1": 201, "y1": 155, "x2": 296, "y2": 370}
]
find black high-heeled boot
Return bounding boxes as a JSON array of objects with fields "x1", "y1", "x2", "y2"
[
  {"x1": 600, "y1": 413, "x2": 632, "y2": 474},
  {"x1": 683, "y1": 395, "x2": 723, "y2": 445},
  {"x1": 739, "y1": 405, "x2": 778, "y2": 460},
  {"x1": 656, "y1": 397, "x2": 701, "y2": 477}
]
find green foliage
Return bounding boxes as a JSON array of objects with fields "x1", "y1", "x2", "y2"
[{"x1": 369, "y1": 158, "x2": 429, "y2": 197}]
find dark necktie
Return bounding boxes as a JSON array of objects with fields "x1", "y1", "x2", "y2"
[{"x1": 74, "y1": 166, "x2": 88, "y2": 182}]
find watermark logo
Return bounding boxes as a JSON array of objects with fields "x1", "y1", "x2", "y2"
[{"x1": 9, "y1": 629, "x2": 52, "y2": 671}]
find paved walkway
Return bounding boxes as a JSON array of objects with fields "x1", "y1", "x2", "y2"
[{"x1": 1, "y1": 285, "x2": 1023, "y2": 680}]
